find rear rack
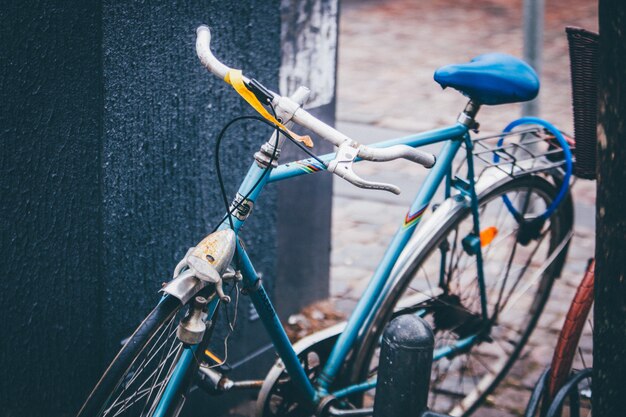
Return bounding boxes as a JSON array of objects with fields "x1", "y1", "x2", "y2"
[
  {"x1": 454, "y1": 127, "x2": 574, "y2": 183},
  {"x1": 471, "y1": 127, "x2": 573, "y2": 181}
]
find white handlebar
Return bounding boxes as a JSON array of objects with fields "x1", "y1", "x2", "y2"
[
  {"x1": 358, "y1": 145, "x2": 436, "y2": 168},
  {"x1": 195, "y1": 25, "x2": 436, "y2": 194},
  {"x1": 196, "y1": 25, "x2": 234, "y2": 81}
]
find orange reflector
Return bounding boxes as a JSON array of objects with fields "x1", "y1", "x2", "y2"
[
  {"x1": 204, "y1": 349, "x2": 222, "y2": 364},
  {"x1": 480, "y1": 226, "x2": 498, "y2": 247}
]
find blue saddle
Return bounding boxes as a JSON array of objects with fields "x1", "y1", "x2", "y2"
[{"x1": 434, "y1": 53, "x2": 539, "y2": 105}]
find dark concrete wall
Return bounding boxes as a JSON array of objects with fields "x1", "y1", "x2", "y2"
[
  {"x1": 99, "y1": 1, "x2": 282, "y2": 372},
  {"x1": 0, "y1": 2, "x2": 104, "y2": 414},
  {"x1": 0, "y1": 1, "x2": 309, "y2": 415}
]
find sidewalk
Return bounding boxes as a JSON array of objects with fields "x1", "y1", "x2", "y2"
[{"x1": 327, "y1": 0, "x2": 597, "y2": 415}]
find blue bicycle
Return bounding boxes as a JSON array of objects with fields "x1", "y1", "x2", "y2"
[{"x1": 77, "y1": 26, "x2": 574, "y2": 417}]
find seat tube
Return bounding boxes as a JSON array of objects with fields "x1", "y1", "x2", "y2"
[{"x1": 463, "y1": 134, "x2": 489, "y2": 320}]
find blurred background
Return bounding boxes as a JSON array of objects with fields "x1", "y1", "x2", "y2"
[
  {"x1": 329, "y1": 1, "x2": 597, "y2": 416},
  {"x1": 0, "y1": 1, "x2": 598, "y2": 416}
]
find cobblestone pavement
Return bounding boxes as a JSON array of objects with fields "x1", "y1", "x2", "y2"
[{"x1": 326, "y1": 0, "x2": 598, "y2": 416}]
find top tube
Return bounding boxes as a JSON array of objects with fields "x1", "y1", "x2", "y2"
[{"x1": 268, "y1": 123, "x2": 468, "y2": 183}]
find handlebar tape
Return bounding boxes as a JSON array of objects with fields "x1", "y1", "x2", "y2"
[{"x1": 225, "y1": 69, "x2": 314, "y2": 148}]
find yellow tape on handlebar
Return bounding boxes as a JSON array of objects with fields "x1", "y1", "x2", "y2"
[{"x1": 225, "y1": 69, "x2": 313, "y2": 148}]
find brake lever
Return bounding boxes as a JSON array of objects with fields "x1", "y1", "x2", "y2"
[{"x1": 327, "y1": 143, "x2": 402, "y2": 195}]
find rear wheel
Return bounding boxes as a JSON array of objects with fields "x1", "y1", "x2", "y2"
[
  {"x1": 77, "y1": 294, "x2": 215, "y2": 417},
  {"x1": 353, "y1": 175, "x2": 573, "y2": 416}
]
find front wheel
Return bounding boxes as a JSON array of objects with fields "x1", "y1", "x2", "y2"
[
  {"x1": 77, "y1": 294, "x2": 215, "y2": 417},
  {"x1": 353, "y1": 175, "x2": 573, "y2": 416}
]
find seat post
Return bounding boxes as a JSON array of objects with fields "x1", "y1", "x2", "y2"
[{"x1": 457, "y1": 100, "x2": 481, "y2": 132}]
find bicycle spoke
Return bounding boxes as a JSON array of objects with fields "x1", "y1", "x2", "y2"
[
  {"x1": 123, "y1": 321, "x2": 178, "y2": 391},
  {"x1": 139, "y1": 324, "x2": 178, "y2": 417},
  {"x1": 111, "y1": 382, "x2": 168, "y2": 417},
  {"x1": 109, "y1": 344, "x2": 181, "y2": 417},
  {"x1": 491, "y1": 187, "x2": 536, "y2": 309},
  {"x1": 145, "y1": 345, "x2": 184, "y2": 417},
  {"x1": 471, "y1": 352, "x2": 498, "y2": 377},
  {"x1": 103, "y1": 323, "x2": 176, "y2": 415},
  {"x1": 498, "y1": 231, "x2": 548, "y2": 312},
  {"x1": 356, "y1": 176, "x2": 569, "y2": 417},
  {"x1": 103, "y1": 324, "x2": 183, "y2": 417},
  {"x1": 105, "y1": 344, "x2": 181, "y2": 416},
  {"x1": 420, "y1": 264, "x2": 435, "y2": 295},
  {"x1": 142, "y1": 329, "x2": 182, "y2": 417},
  {"x1": 498, "y1": 230, "x2": 550, "y2": 314}
]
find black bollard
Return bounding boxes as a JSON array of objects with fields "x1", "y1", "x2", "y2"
[{"x1": 373, "y1": 314, "x2": 435, "y2": 417}]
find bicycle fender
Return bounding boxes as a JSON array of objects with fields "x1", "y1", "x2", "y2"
[
  {"x1": 389, "y1": 165, "x2": 528, "y2": 288},
  {"x1": 161, "y1": 274, "x2": 207, "y2": 306}
]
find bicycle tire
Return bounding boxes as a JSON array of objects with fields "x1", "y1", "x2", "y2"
[
  {"x1": 353, "y1": 175, "x2": 573, "y2": 416},
  {"x1": 547, "y1": 259, "x2": 594, "y2": 399},
  {"x1": 77, "y1": 295, "x2": 211, "y2": 417}
]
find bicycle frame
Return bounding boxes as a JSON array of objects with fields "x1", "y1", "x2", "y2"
[{"x1": 157, "y1": 120, "x2": 492, "y2": 414}]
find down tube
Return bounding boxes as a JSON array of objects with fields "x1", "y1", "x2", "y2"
[
  {"x1": 236, "y1": 242, "x2": 318, "y2": 404},
  {"x1": 317, "y1": 137, "x2": 464, "y2": 392}
]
